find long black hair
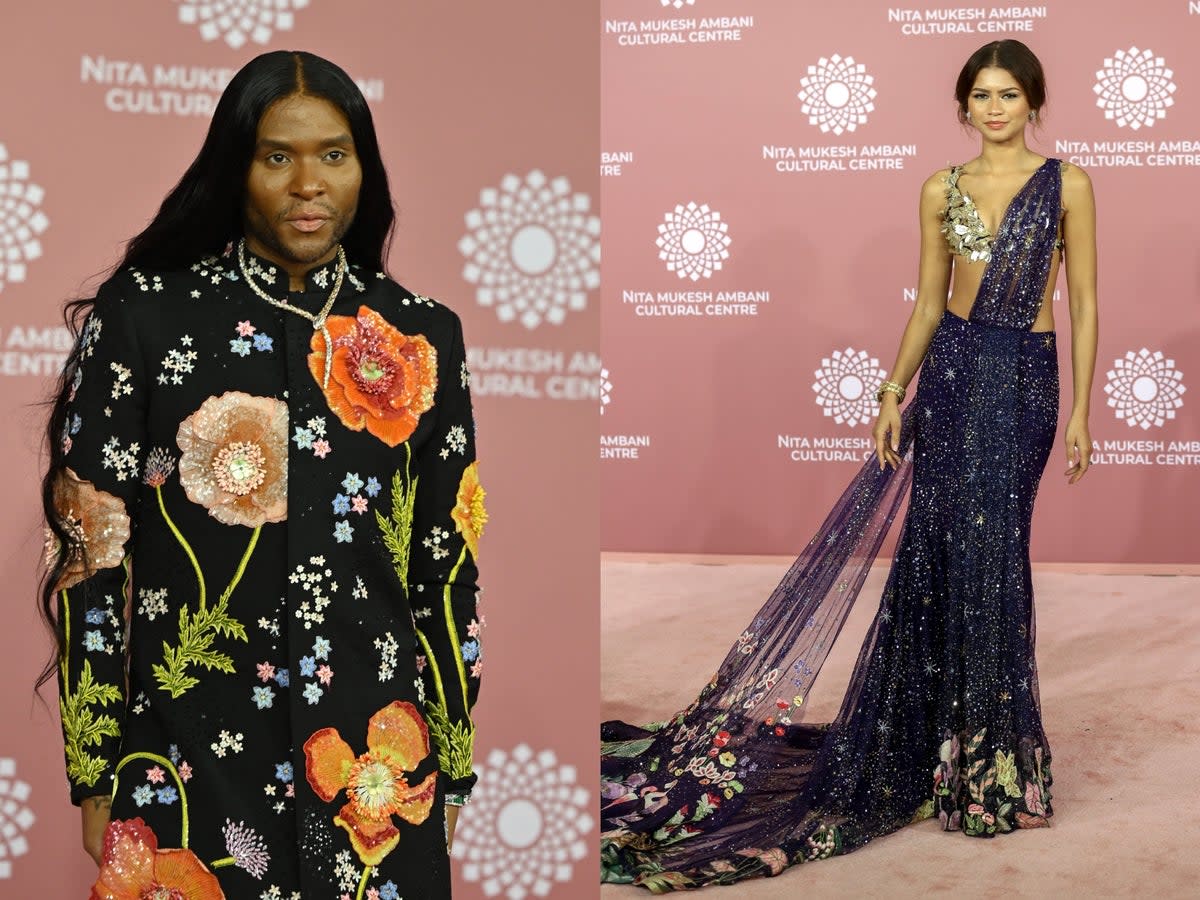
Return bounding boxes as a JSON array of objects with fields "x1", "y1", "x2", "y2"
[{"x1": 37, "y1": 51, "x2": 394, "y2": 690}]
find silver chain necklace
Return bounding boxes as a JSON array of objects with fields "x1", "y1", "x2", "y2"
[{"x1": 236, "y1": 238, "x2": 347, "y2": 388}]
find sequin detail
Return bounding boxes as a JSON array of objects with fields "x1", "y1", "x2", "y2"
[
  {"x1": 942, "y1": 161, "x2": 1064, "y2": 264},
  {"x1": 600, "y1": 160, "x2": 1066, "y2": 889}
]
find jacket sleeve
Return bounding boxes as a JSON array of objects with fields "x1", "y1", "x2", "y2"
[
  {"x1": 51, "y1": 279, "x2": 147, "y2": 805},
  {"x1": 406, "y1": 310, "x2": 484, "y2": 797}
]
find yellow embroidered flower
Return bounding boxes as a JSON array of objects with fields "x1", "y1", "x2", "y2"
[{"x1": 451, "y1": 461, "x2": 487, "y2": 561}]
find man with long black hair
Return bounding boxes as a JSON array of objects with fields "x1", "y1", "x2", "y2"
[{"x1": 41, "y1": 50, "x2": 484, "y2": 898}]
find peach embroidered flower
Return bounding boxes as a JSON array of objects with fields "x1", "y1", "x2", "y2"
[
  {"x1": 49, "y1": 468, "x2": 131, "y2": 591},
  {"x1": 176, "y1": 392, "x2": 288, "y2": 528},
  {"x1": 451, "y1": 461, "x2": 487, "y2": 561},
  {"x1": 303, "y1": 700, "x2": 438, "y2": 867},
  {"x1": 89, "y1": 818, "x2": 224, "y2": 900},
  {"x1": 308, "y1": 306, "x2": 437, "y2": 447}
]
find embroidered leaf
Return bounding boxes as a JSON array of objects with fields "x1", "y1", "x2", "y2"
[
  {"x1": 735, "y1": 847, "x2": 788, "y2": 876},
  {"x1": 965, "y1": 727, "x2": 987, "y2": 757},
  {"x1": 60, "y1": 659, "x2": 123, "y2": 787},
  {"x1": 979, "y1": 765, "x2": 997, "y2": 794},
  {"x1": 967, "y1": 757, "x2": 987, "y2": 779},
  {"x1": 423, "y1": 697, "x2": 475, "y2": 782},
  {"x1": 153, "y1": 588, "x2": 245, "y2": 698},
  {"x1": 911, "y1": 799, "x2": 935, "y2": 822},
  {"x1": 634, "y1": 871, "x2": 695, "y2": 892},
  {"x1": 993, "y1": 749, "x2": 1022, "y2": 798},
  {"x1": 376, "y1": 457, "x2": 418, "y2": 600}
]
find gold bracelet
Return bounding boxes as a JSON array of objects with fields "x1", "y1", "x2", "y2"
[{"x1": 875, "y1": 380, "x2": 906, "y2": 404}]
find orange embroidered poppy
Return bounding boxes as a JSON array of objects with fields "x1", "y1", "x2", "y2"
[
  {"x1": 90, "y1": 818, "x2": 224, "y2": 900},
  {"x1": 308, "y1": 306, "x2": 438, "y2": 447},
  {"x1": 451, "y1": 461, "x2": 487, "y2": 561},
  {"x1": 303, "y1": 700, "x2": 438, "y2": 867},
  {"x1": 49, "y1": 468, "x2": 131, "y2": 591}
]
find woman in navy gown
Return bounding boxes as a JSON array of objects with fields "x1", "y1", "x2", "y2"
[{"x1": 601, "y1": 40, "x2": 1098, "y2": 890}]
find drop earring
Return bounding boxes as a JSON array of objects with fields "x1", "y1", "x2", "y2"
[{"x1": 1028, "y1": 110, "x2": 1037, "y2": 122}]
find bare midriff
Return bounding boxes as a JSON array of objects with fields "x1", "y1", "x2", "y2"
[{"x1": 945, "y1": 244, "x2": 1061, "y2": 333}]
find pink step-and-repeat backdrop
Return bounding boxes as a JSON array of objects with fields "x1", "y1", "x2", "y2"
[
  {"x1": 600, "y1": 0, "x2": 1200, "y2": 564},
  {"x1": 0, "y1": 2, "x2": 598, "y2": 897}
]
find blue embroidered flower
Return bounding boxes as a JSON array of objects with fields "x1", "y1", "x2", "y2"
[
  {"x1": 341, "y1": 472, "x2": 364, "y2": 494},
  {"x1": 84, "y1": 608, "x2": 106, "y2": 624},
  {"x1": 303, "y1": 682, "x2": 323, "y2": 705},
  {"x1": 274, "y1": 668, "x2": 290, "y2": 687},
  {"x1": 312, "y1": 636, "x2": 331, "y2": 660},
  {"x1": 230, "y1": 338, "x2": 251, "y2": 356},
  {"x1": 365, "y1": 476, "x2": 381, "y2": 497},
  {"x1": 331, "y1": 494, "x2": 351, "y2": 515},
  {"x1": 333, "y1": 520, "x2": 354, "y2": 543},
  {"x1": 253, "y1": 333, "x2": 274, "y2": 352},
  {"x1": 156, "y1": 786, "x2": 179, "y2": 805},
  {"x1": 461, "y1": 639, "x2": 481, "y2": 662},
  {"x1": 70, "y1": 414, "x2": 83, "y2": 434},
  {"x1": 168, "y1": 744, "x2": 180, "y2": 764},
  {"x1": 83, "y1": 630, "x2": 105, "y2": 651},
  {"x1": 275, "y1": 762, "x2": 294, "y2": 782},
  {"x1": 252, "y1": 686, "x2": 275, "y2": 709},
  {"x1": 379, "y1": 883, "x2": 400, "y2": 900},
  {"x1": 299, "y1": 656, "x2": 316, "y2": 678},
  {"x1": 132, "y1": 785, "x2": 154, "y2": 807},
  {"x1": 293, "y1": 427, "x2": 314, "y2": 450}
]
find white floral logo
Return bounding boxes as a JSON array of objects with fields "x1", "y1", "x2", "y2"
[
  {"x1": 656, "y1": 202, "x2": 731, "y2": 281},
  {"x1": 0, "y1": 144, "x2": 49, "y2": 294},
  {"x1": 812, "y1": 348, "x2": 886, "y2": 427},
  {"x1": 797, "y1": 54, "x2": 877, "y2": 135},
  {"x1": 600, "y1": 367, "x2": 612, "y2": 416},
  {"x1": 452, "y1": 744, "x2": 593, "y2": 899},
  {"x1": 1094, "y1": 48, "x2": 1175, "y2": 131},
  {"x1": 1104, "y1": 348, "x2": 1185, "y2": 429},
  {"x1": 459, "y1": 171, "x2": 600, "y2": 330},
  {"x1": 0, "y1": 757, "x2": 35, "y2": 879},
  {"x1": 175, "y1": 0, "x2": 309, "y2": 50},
  {"x1": 660, "y1": 0, "x2": 696, "y2": 7}
]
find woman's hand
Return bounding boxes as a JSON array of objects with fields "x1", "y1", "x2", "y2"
[
  {"x1": 1063, "y1": 414, "x2": 1093, "y2": 484},
  {"x1": 872, "y1": 397, "x2": 903, "y2": 471},
  {"x1": 82, "y1": 796, "x2": 111, "y2": 865}
]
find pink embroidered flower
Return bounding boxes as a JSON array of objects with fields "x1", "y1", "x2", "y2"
[
  {"x1": 981, "y1": 812, "x2": 995, "y2": 825},
  {"x1": 142, "y1": 448, "x2": 176, "y2": 488},
  {"x1": 256, "y1": 662, "x2": 276, "y2": 683},
  {"x1": 471, "y1": 659, "x2": 483, "y2": 678},
  {"x1": 317, "y1": 665, "x2": 334, "y2": 686},
  {"x1": 176, "y1": 392, "x2": 288, "y2": 528},
  {"x1": 466, "y1": 619, "x2": 481, "y2": 638},
  {"x1": 967, "y1": 803, "x2": 985, "y2": 815},
  {"x1": 236, "y1": 321, "x2": 256, "y2": 337},
  {"x1": 49, "y1": 468, "x2": 131, "y2": 591},
  {"x1": 415, "y1": 655, "x2": 427, "y2": 673},
  {"x1": 313, "y1": 439, "x2": 331, "y2": 459},
  {"x1": 178, "y1": 761, "x2": 193, "y2": 783},
  {"x1": 146, "y1": 766, "x2": 165, "y2": 784},
  {"x1": 351, "y1": 495, "x2": 369, "y2": 514}
]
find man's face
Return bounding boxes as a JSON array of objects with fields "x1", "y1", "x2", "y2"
[{"x1": 244, "y1": 93, "x2": 362, "y2": 279}]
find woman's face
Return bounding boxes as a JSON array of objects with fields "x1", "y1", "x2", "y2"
[{"x1": 966, "y1": 66, "x2": 1033, "y2": 141}]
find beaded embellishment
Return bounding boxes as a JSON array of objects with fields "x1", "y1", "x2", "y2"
[{"x1": 942, "y1": 166, "x2": 993, "y2": 263}]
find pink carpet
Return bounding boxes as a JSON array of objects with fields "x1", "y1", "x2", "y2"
[{"x1": 601, "y1": 556, "x2": 1200, "y2": 899}]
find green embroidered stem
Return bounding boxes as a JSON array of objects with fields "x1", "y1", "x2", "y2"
[
  {"x1": 210, "y1": 857, "x2": 235, "y2": 869},
  {"x1": 60, "y1": 587, "x2": 71, "y2": 685},
  {"x1": 443, "y1": 545, "x2": 470, "y2": 711},
  {"x1": 415, "y1": 628, "x2": 449, "y2": 712},
  {"x1": 58, "y1": 587, "x2": 123, "y2": 788},
  {"x1": 157, "y1": 485, "x2": 205, "y2": 609},
  {"x1": 113, "y1": 751, "x2": 190, "y2": 847},
  {"x1": 356, "y1": 865, "x2": 371, "y2": 900},
  {"x1": 152, "y1": 527, "x2": 257, "y2": 698}
]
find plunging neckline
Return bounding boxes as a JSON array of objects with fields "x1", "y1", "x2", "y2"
[{"x1": 954, "y1": 157, "x2": 1052, "y2": 239}]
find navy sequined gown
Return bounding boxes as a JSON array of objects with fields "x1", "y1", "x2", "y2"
[{"x1": 601, "y1": 160, "x2": 1064, "y2": 890}]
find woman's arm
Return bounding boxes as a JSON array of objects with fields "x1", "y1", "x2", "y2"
[
  {"x1": 874, "y1": 171, "x2": 954, "y2": 469},
  {"x1": 1060, "y1": 162, "x2": 1099, "y2": 484}
]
